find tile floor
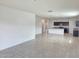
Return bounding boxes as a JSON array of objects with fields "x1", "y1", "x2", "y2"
[{"x1": 0, "y1": 34, "x2": 79, "y2": 58}]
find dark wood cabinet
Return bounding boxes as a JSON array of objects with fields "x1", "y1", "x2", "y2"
[
  {"x1": 54, "y1": 22, "x2": 69, "y2": 26},
  {"x1": 64, "y1": 28, "x2": 69, "y2": 33},
  {"x1": 73, "y1": 28, "x2": 79, "y2": 37}
]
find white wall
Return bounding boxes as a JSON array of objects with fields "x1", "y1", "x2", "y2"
[
  {"x1": 69, "y1": 19, "x2": 75, "y2": 34},
  {"x1": 36, "y1": 16, "x2": 42, "y2": 34},
  {"x1": 0, "y1": 5, "x2": 35, "y2": 50},
  {"x1": 69, "y1": 17, "x2": 79, "y2": 34}
]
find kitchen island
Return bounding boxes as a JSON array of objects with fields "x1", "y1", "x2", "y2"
[{"x1": 48, "y1": 28, "x2": 64, "y2": 35}]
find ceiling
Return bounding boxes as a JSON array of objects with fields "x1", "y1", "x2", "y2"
[{"x1": 0, "y1": 0, "x2": 79, "y2": 17}]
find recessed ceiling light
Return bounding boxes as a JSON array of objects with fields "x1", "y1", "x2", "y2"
[
  {"x1": 48, "y1": 10, "x2": 53, "y2": 12},
  {"x1": 33, "y1": 0, "x2": 37, "y2": 2}
]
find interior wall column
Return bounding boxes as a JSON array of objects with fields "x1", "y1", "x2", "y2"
[{"x1": 41, "y1": 18, "x2": 48, "y2": 34}]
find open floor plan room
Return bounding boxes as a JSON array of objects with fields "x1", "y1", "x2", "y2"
[{"x1": 0, "y1": 0, "x2": 79, "y2": 58}]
